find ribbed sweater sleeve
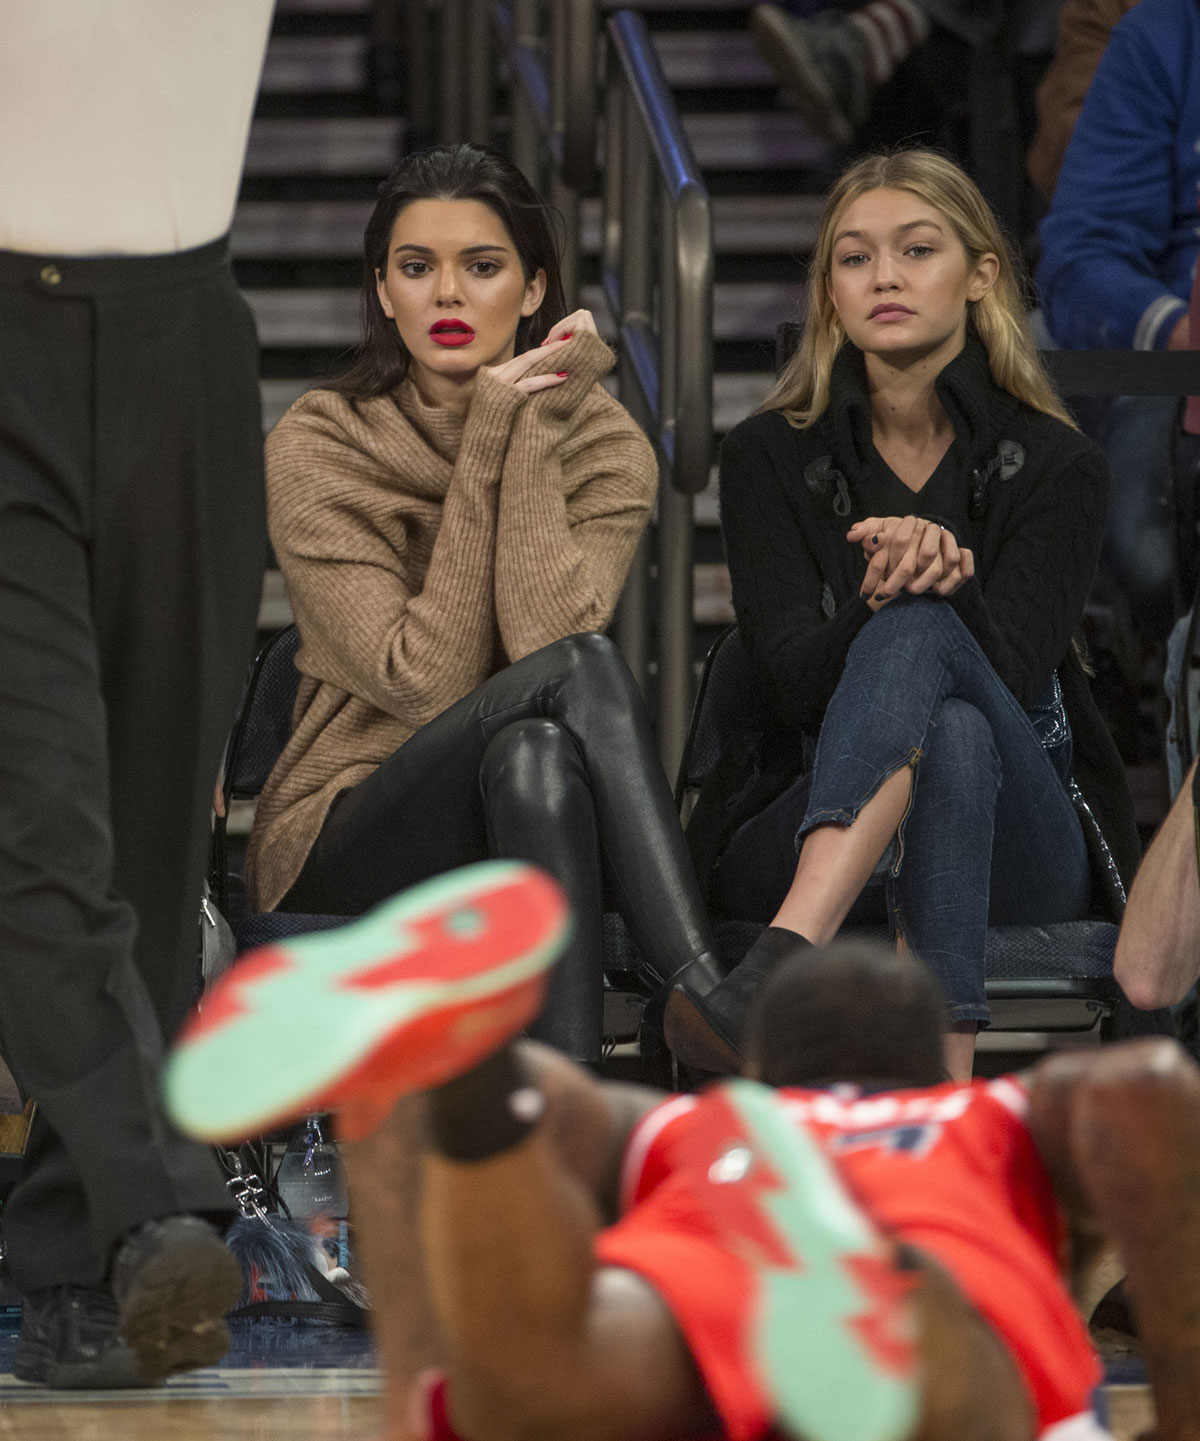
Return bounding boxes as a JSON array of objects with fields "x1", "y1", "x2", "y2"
[
  {"x1": 266, "y1": 369, "x2": 525, "y2": 731},
  {"x1": 719, "y1": 418, "x2": 873, "y2": 734},
  {"x1": 494, "y1": 332, "x2": 657, "y2": 658}
]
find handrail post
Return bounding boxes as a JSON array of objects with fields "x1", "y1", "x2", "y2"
[
  {"x1": 439, "y1": 0, "x2": 467, "y2": 144},
  {"x1": 510, "y1": 0, "x2": 542, "y2": 184},
  {"x1": 603, "y1": 10, "x2": 714, "y2": 768},
  {"x1": 398, "y1": 0, "x2": 434, "y2": 151},
  {"x1": 614, "y1": 85, "x2": 656, "y2": 695},
  {"x1": 466, "y1": 0, "x2": 493, "y2": 144}
]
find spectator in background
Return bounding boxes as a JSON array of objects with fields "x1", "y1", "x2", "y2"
[
  {"x1": 1036, "y1": 0, "x2": 1200, "y2": 636},
  {"x1": 1026, "y1": 0, "x2": 1140, "y2": 203},
  {"x1": 749, "y1": 2, "x2": 1077, "y2": 153},
  {"x1": 749, "y1": 1, "x2": 1006, "y2": 146},
  {"x1": 1115, "y1": 756, "x2": 1200, "y2": 1008}
]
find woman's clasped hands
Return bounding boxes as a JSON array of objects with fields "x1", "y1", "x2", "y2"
[
  {"x1": 483, "y1": 308, "x2": 600, "y2": 395},
  {"x1": 847, "y1": 515, "x2": 975, "y2": 611}
]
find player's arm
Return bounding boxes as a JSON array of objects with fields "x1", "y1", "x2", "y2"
[
  {"x1": 518, "y1": 1041, "x2": 669, "y2": 1222},
  {"x1": 1027, "y1": 1040, "x2": 1200, "y2": 1441}
]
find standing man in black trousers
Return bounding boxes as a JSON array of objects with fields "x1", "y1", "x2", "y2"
[{"x1": 0, "y1": 2, "x2": 273, "y2": 1387}]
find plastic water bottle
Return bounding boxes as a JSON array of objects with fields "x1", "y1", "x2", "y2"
[{"x1": 275, "y1": 1116, "x2": 350, "y2": 1266}]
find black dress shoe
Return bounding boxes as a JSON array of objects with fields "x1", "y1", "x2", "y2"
[
  {"x1": 664, "y1": 927, "x2": 811, "y2": 1073},
  {"x1": 110, "y1": 1214, "x2": 242, "y2": 1382},
  {"x1": 14, "y1": 1285, "x2": 147, "y2": 1388}
]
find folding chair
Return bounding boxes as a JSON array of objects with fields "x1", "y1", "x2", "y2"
[{"x1": 210, "y1": 624, "x2": 351, "y2": 951}]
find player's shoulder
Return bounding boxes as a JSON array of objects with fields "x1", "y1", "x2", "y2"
[{"x1": 618, "y1": 1093, "x2": 701, "y2": 1212}]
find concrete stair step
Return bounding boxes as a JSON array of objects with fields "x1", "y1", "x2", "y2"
[
  {"x1": 602, "y1": 0, "x2": 753, "y2": 10},
  {"x1": 276, "y1": 0, "x2": 370, "y2": 11},
  {"x1": 245, "y1": 116, "x2": 402, "y2": 175},
  {"x1": 684, "y1": 109, "x2": 823, "y2": 170},
  {"x1": 260, "y1": 34, "x2": 367, "y2": 93},
  {"x1": 244, "y1": 110, "x2": 813, "y2": 181},
  {"x1": 234, "y1": 199, "x2": 372, "y2": 256},
  {"x1": 653, "y1": 29, "x2": 769, "y2": 87},
  {"x1": 232, "y1": 192, "x2": 822, "y2": 258},
  {"x1": 258, "y1": 26, "x2": 770, "y2": 94}
]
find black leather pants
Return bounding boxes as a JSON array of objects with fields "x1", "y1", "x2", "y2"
[{"x1": 282, "y1": 633, "x2": 718, "y2": 1063}]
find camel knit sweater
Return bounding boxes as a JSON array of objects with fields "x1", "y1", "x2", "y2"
[{"x1": 246, "y1": 331, "x2": 656, "y2": 911}]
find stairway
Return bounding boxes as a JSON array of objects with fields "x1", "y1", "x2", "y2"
[
  {"x1": 235, "y1": 0, "x2": 836, "y2": 658},
  {"x1": 626, "y1": 0, "x2": 837, "y2": 658}
]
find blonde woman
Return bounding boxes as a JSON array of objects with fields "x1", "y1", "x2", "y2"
[{"x1": 669, "y1": 150, "x2": 1139, "y2": 1080}]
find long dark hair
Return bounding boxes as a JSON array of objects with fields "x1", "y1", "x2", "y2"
[{"x1": 328, "y1": 144, "x2": 567, "y2": 400}]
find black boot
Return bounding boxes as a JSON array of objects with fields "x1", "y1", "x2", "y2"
[
  {"x1": 641, "y1": 949, "x2": 726, "y2": 1037},
  {"x1": 664, "y1": 927, "x2": 811, "y2": 1073},
  {"x1": 482, "y1": 719, "x2": 606, "y2": 1065}
]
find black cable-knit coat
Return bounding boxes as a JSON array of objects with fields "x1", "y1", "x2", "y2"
[{"x1": 692, "y1": 333, "x2": 1140, "y2": 918}]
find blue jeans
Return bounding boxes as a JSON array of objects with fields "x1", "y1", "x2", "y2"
[{"x1": 716, "y1": 598, "x2": 1091, "y2": 1023}]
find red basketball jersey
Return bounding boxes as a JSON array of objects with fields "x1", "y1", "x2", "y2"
[{"x1": 600, "y1": 1077, "x2": 1102, "y2": 1439}]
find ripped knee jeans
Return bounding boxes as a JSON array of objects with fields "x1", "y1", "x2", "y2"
[{"x1": 720, "y1": 597, "x2": 1090, "y2": 1024}]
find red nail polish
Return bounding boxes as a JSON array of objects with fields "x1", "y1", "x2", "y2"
[
  {"x1": 562, "y1": 333, "x2": 572, "y2": 339},
  {"x1": 556, "y1": 371, "x2": 568, "y2": 378}
]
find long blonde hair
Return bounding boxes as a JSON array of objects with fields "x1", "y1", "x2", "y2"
[{"x1": 761, "y1": 149, "x2": 1074, "y2": 429}]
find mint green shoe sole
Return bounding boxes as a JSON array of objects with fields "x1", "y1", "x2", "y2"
[
  {"x1": 164, "y1": 861, "x2": 570, "y2": 1143},
  {"x1": 718, "y1": 1079, "x2": 921, "y2": 1441}
]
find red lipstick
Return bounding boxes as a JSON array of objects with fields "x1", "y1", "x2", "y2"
[{"x1": 430, "y1": 319, "x2": 475, "y2": 347}]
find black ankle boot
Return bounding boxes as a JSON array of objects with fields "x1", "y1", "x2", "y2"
[
  {"x1": 663, "y1": 927, "x2": 811, "y2": 1074},
  {"x1": 641, "y1": 950, "x2": 725, "y2": 1036}
]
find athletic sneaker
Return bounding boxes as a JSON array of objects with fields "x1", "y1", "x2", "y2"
[
  {"x1": 164, "y1": 861, "x2": 571, "y2": 1145},
  {"x1": 750, "y1": 6, "x2": 873, "y2": 146},
  {"x1": 703, "y1": 1079, "x2": 920, "y2": 1441}
]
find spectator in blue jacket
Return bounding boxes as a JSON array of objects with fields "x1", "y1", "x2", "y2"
[{"x1": 1037, "y1": 0, "x2": 1200, "y2": 634}]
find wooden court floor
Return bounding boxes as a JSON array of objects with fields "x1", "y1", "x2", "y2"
[
  {"x1": 0, "y1": 1364, "x2": 1156, "y2": 1441},
  {"x1": 0, "y1": 1393, "x2": 380, "y2": 1441},
  {"x1": 0, "y1": 1388, "x2": 1158, "y2": 1441},
  {"x1": 0, "y1": 1287, "x2": 1156, "y2": 1441},
  {"x1": 0, "y1": 1322, "x2": 383, "y2": 1441}
]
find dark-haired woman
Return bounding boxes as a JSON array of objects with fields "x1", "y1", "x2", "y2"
[{"x1": 245, "y1": 144, "x2": 723, "y2": 1064}]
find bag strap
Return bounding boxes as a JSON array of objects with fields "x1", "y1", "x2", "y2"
[
  {"x1": 230, "y1": 1258, "x2": 368, "y2": 1328},
  {"x1": 1175, "y1": 593, "x2": 1200, "y2": 779}
]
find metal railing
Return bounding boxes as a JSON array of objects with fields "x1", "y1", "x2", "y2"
[
  {"x1": 410, "y1": 0, "x2": 599, "y2": 306},
  {"x1": 604, "y1": 9, "x2": 714, "y2": 772},
  {"x1": 495, "y1": 0, "x2": 598, "y2": 306}
]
